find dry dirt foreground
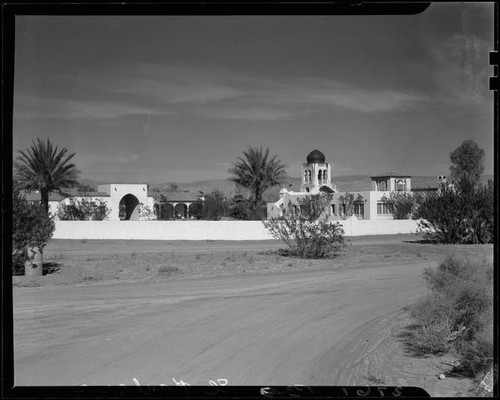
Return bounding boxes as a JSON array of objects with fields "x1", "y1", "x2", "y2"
[{"x1": 13, "y1": 235, "x2": 493, "y2": 396}]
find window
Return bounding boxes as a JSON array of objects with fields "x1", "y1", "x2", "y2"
[
  {"x1": 396, "y1": 179, "x2": 406, "y2": 192},
  {"x1": 378, "y1": 180, "x2": 387, "y2": 191},
  {"x1": 377, "y1": 203, "x2": 393, "y2": 215},
  {"x1": 354, "y1": 202, "x2": 364, "y2": 218},
  {"x1": 331, "y1": 204, "x2": 336, "y2": 215}
]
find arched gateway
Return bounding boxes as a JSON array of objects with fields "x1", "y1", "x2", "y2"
[{"x1": 119, "y1": 194, "x2": 140, "y2": 220}]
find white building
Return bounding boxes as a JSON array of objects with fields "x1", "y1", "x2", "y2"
[
  {"x1": 267, "y1": 150, "x2": 413, "y2": 221},
  {"x1": 25, "y1": 184, "x2": 156, "y2": 221}
]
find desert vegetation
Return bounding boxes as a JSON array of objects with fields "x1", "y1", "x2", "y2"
[
  {"x1": 228, "y1": 146, "x2": 287, "y2": 220},
  {"x1": 406, "y1": 256, "x2": 493, "y2": 381},
  {"x1": 263, "y1": 193, "x2": 346, "y2": 258},
  {"x1": 12, "y1": 184, "x2": 55, "y2": 276},
  {"x1": 415, "y1": 140, "x2": 492, "y2": 244}
]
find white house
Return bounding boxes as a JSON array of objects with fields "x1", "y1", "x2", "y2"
[{"x1": 267, "y1": 150, "x2": 413, "y2": 221}]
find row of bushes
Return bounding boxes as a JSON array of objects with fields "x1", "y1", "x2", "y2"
[{"x1": 407, "y1": 256, "x2": 493, "y2": 380}]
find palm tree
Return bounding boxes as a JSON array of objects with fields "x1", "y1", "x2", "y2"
[
  {"x1": 228, "y1": 146, "x2": 287, "y2": 212},
  {"x1": 14, "y1": 138, "x2": 81, "y2": 213}
]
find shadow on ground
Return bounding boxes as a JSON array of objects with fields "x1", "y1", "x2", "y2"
[{"x1": 43, "y1": 262, "x2": 63, "y2": 275}]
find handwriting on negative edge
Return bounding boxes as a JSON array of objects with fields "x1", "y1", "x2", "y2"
[{"x1": 81, "y1": 378, "x2": 228, "y2": 386}]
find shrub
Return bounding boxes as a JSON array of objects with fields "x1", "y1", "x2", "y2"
[
  {"x1": 416, "y1": 178, "x2": 493, "y2": 244},
  {"x1": 407, "y1": 256, "x2": 493, "y2": 379},
  {"x1": 57, "y1": 197, "x2": 110, "y2": 221},
  {"x1": 263, "y1": 193, "x2": 346, "y2": 259}
]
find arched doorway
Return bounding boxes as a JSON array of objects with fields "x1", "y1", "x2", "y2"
[
  {"x1": 174, "y1": 203, "x2": 188, "y2": 219},
  {"x1": 119, "y1": 194, "x2": 140, "y2": 220}
]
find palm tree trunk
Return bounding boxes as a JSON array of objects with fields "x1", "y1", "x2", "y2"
[
  {"x1": 41, "y1": 190, "x2": 50, "y2": 214},
  {"x1": 24, "y1": 246, "x2": 43, "y2": 277}
]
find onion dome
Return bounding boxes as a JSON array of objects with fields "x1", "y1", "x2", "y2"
[{"x1": 306, "y1": 149, "x2": 326, "y2": 164}]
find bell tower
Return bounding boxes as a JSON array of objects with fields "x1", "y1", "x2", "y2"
[{"x1": 300, "y1": 149, "x2": 336, "y2": 194}]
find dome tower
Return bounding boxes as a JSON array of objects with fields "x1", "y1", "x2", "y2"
[{"x1": 300, "y1": 149, "x2": 336, "y2": 194}]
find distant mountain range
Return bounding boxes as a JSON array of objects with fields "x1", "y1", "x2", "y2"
[{"x1": 79, "y1": 175, "x2": 493, "y2": 203}]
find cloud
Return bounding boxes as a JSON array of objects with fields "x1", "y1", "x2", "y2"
[
  {"x1": 14, "y1": 95, "x2": 160, "y2": 121},
  {"x1": 14, "y1": 62, "x2": 427, "y2": 123}
]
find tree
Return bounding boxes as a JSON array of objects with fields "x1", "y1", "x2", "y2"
[
  {"x1": 14, "y1": 138, "x2": 81, "y2": 213},
  {"x1": 450, "y1": 140, "x2": 485, "y2": 183},
  {"x1": 339, "y1": 192, "x2": 360, "y2": 220},
  {"x1": 263, "y1": 193, "x2": 346, "y2": 259},
  {"x1": 380, "y1": 191, "x2": 417, "y2": 219},
  {"x1": 228, "y1": 146, "x2": 287, "y2": 212},
  {"x1": 13, "y1": 185, "x2": 55, "y2": 276}
]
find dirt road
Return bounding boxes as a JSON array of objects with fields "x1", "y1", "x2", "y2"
[
  {"x1": 14, "y1": 259, "x2": 426, "y2": 385},
  {"x1": 13, "y1": 237, "x2": 491, "y2": 395}
]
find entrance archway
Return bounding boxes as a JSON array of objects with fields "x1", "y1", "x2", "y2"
[
  {"x1": 174, "y1": 203, "x2": 188, "y2": 219},
  {"x1": 119, "y1": 194, "x2": 140, "y2": 220}
]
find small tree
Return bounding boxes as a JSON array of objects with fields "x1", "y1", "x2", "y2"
[
  {"x1": 339, "y1": 192, "x2": 359, "y2": 219},
  {"x1": 263, "y1": 193, "x2": 346, "y2": 259},
  {"x1": 450, "y1": 140, "x2": 485, "y2": 183},
  {"x1": 13, "y1": 186, "x2": 55, "y2": 276},
  {"x1": 57, "y1": 197, "x2": 110, "y2": 221},
  {"x1": 203, "y1": 190, "x2": 229, "y2": 220},
  {"x1": 380, "y1": 191, "x2": 416, "y2": 219}
]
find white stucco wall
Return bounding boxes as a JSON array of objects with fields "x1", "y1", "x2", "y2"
[{"x1": 52, "y1": 219, "x2": 421, "y2": 240}]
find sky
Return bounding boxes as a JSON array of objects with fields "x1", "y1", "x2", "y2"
[{"x1": 12, "y1": 3, "x2": 494, "y2": 184}]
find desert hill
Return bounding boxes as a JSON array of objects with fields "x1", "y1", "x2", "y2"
[{"x1": 78, "y1": 174, "x2": 493, "y2": 203}]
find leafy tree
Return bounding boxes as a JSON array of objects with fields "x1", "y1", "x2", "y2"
[
  {"x1": 415, "y1": 177, "x2": 493, "y2": 244},
  {"x1": 228, "y1": 146, "x2": 287, "y2": 212},
  {"x1": 14, "y1": 138, "x2": 81, "y2": 213},
  {"x1": 450, "y1": 140, "x2": 485, "y2": 183},
  {"x1": 56, "y1": 197, "x2": 110, "y2": 221},
  {"x1": 263, "y1": 193, "x2": 345, "y2": 259},
  {"x1": 380, "y1": 191, "x2": 417, "y2": 219},
  {"x1": 339, "y1": 192, "x2": 363, "y2": 219},
  {"x1": 13, "y1": 185, "x2": 55, "y2": 276}
]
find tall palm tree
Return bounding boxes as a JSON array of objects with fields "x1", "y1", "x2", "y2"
[
  {"x1": 14, "y1": 138, "x2": 81, "y2": 213},
  {"x1": 228, "y1": 146, "x2": 287, "y2": 211}
]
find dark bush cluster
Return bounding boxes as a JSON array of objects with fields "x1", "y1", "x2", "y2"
[
  {"x1": 416, "y1": 178, "x2": 493, "y2": 244},
  {"x1": 407, "y1": 256, "x2": 493, "y2": 379}
]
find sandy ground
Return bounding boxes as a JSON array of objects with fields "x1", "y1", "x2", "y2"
[{"x1": 12, "y1": 235, "x2": 493, "y2": 396}]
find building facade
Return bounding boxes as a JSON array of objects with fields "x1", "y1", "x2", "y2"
[{"x1": 267, "y1": 150, "x2": 413, "y2": 221}]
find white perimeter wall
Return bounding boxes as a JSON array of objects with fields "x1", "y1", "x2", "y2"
[{"x1": 53, "y1": 219, "x2": 421, "y2": 240}]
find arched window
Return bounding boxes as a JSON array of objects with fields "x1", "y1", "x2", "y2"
[
  {"x1": 378, "y1": 180, "x2": 387, "y2": 191},
  {"x1": 396, "y1": 179, "x2": 406, "y2": 192}
]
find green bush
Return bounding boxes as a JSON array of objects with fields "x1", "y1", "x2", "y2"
[
  {"x1": 407, "y1": 256, "x2": 493, "y2": 379},
  {"x1": 263, "y1": 193, "x2": 346, "y2": 259}
]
